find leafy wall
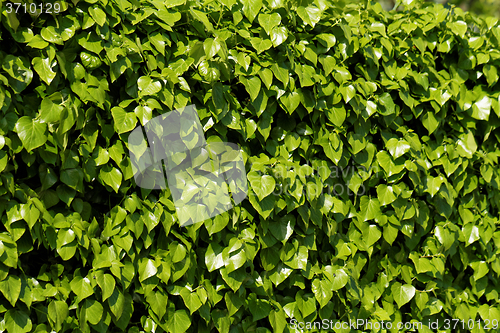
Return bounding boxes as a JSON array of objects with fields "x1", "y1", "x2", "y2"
[{"x1": 1, "y1": 0, "x2": 500, "y2": 332}]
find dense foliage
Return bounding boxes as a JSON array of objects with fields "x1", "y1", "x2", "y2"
[{"x1": 1, "y1": 0, "x2": 500, "y2": 332}]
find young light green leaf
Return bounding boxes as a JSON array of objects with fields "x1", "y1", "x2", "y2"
[
  {"x1": 32, "y1": 57, "x2": 57, "y2": 85},
  {"x1": 247, "y1": 170, "x2": 276, "y2": 201},
  {"x1": 385, "y1": 138, "x2": 411, "y2": 159},
  {"x1": 15, "y1": 116, "x2": 48, "y2": 152},
  {"x1": 258, "y1": 13, "x2": 281, "y2": 36},
  {"x1": 297, "y1": 6, "x2": 321, "y2": 28},
  {"x1": 0, "y1": 275, "x2": 21, "y2": 306},
  {"x1": 391, "y1": 282, "x2": 416, "y2": 308},
  {"x1": 240, "y1": 76, "x2": 261, "y2": 102},
  {"x1": 99, "y1": 165, "x2": 123, "y2": 193}
]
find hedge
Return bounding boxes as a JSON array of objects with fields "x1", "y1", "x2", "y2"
[{"x1": 1, "y1": 0, "x2": 500, "y2": 332}]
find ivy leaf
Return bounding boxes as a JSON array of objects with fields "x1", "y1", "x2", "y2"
[
  {"x1": 2, "y1": 55, "x2": 33, "y2": 93},
  {"x1": 311, "y1": 278, "x2": 333, "y2": 308},
  {"x1": 70, "y1": 275, "x2": 94, "y2": 301},
  {"x1": 471, "y1": 95, "x2": 491, "y2": 121},
  {"x1": 15, "y1": 116, "x2": 48, "y2": 152},
  {"x1": 39, "y1": 98, "x2": 64, "y2": 123},
  {"x1": 111, "y1": 107, "x2": 137, "y2": 134},
  {"x1": 138, "y1": 258, "x2": 157, "y2": 282},
  {"x1": 80, "y1": 298, "x2": 103, "y2": 325},
  {"x1": 258, "y1": 13, "x2": 281, "y2": 36},
  {"x1": 48, "y1": 301, "x2": 69, "y2": 332},
  {"x1": 377, "y1": 184, "x2": 396, "y2": 206},
  {"x1": 0, "y1": 275, "x2": 21, "y2": 306},
  {"x1": 204, "y1": 38, "x2": 221, "y2": 59},
  {"x1": 96, "y1": 273, "x2": 116, "y2": 302},
  {"x1": 99, "y1": 165, "x2": 123, "y2": 193},
  {"x1": 240, "y1": 0, "x2": 263, "y2": 23},
  {"x1": 5, "y1": 309, "x2": 32, "y2": 333},
  {"x1": 205, "y1": 243, "x2": 224, "y2": 272},
  {"x1": 386, "y1": 138, "x2": 411, "y2": 159},
  {"x1": 358, "y1": 196, "x2": 381, "y2": 222},
  {"x1": 138, "y1": 76, "x2": 162, "y2": 96},
  {"x1": 167, "y1": 309, "x2": 191, "y2": 333},
  {"x1": 332, "y1": 268, "x2": 349, "y2": 290},
  {"x1": 88, "y1": 6, "x2": 107, "y2": 27},
  {"x1": 32, "y1": 57, "x2": 57, "y2": 85},
  {"x1": 270, "y1": 26, "x2": 288, "y2": 47},
  {"x1": 240, "y1": 76, "x2": 261, "y2": 102},
  {"x1": 297, "y1": 6, "x2": 321, "y2": 27},
  {"x1": 392, "y1": 282, "x2": 416, "y2": 308},
  {"x1": 378, "y1": 92, "x2": 395, "y2": 115},
  {"x1": 247, "y1": 170, "x2": 275, "y2": 201},
  {"x1": 249, "y1": 38, "x2": 273, "y2": 54}
]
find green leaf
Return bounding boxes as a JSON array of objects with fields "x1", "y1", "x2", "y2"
[
  {"x1": 483, "y1": 64, "x2": 498, "y2": 86},
  {"x1": 41, "y1": 26, "x2": 63, "y2": 44},
  {"x1": 339, "y1": 84, "x2": 355, "y2": 104},
  {"x1": 297, "y1": 5, "x2": 321, "y2": 27},
  {"x1": 5, "y1": 309, "x2": 32, "y2": 333},
  {"x1": 247, "y1": 170, "x2": 276, "y2": 200},
  {"x1": 240, "y1": 0, "x2": 263, "y2": 23},
  {"x1": 0, "y1": 275, "x2": 22, "y2": 306},
  {"x1": 80, "y1": 298, "x2": 103, "y2": 326},
  {"x1": 332, "y1": 268, "x2": 349, "y2": 290},
  {"x1": 2, "y1": 55, "x2": 33, "y2": 93},
  {"x1": 450, "y1": 20, "x2": 467, "y2": 38},
  {"x1": 15, "y1": 116, "x2": 48, "y2": 152},
  {"x1": 376, "y1": 184, "x2": 396, "y2": 207},
  {"x1": 99, "y1": 165, "x2": 122, "y2": 193},
  {"x1": 363, "y1": 225, "x2": 382, "y2": 248},
  {"x1": 111, "y1": 107, "x2": 137, "y2": 134},
  {"x1": 138, "y1": 258, "x2": 157, "y2": 282},
  {"x1": 456, "y1": 131, "x2": 477, "y2": 159},
  {"x1": 203, "y1": 38, "x2": 220, "y2": 60},
  {"x1": 138, "y1": 76, "x2": 162, "y2": 96},
  {"x1": 134, "y1": 105, "x2": 153, "y2": 126},
  {"x1": 327, "y1": 104, "x2": 346, "y2": 127},
  {"x1": 180, "y1": 288, "x2": 202, "y2": 314},
  {"x1": 378, "y1": 92, "x2": 395, "y2": 115},
  {"x1": 385, "y1": 138, "x2": 411, "y2": 159},
  {"x1": 167, "y1": 309, "x2": 191, "y2": 333},
  {"x1": 358, "y1": 197, "x2": 381, "y2": 222},
  {"x1": 80, "y1": 51, "x2": 102, "y2": 70},
  {"x1": 108, "y1": 287, "x2": 125, "y2": 318},
  {"x1": 70, "y1": 274, "x2": 94, "y2": 301},
  {"x1": 96, "y1": 273, "x2": 115, "y2": 302},
  {"x1": 39, "y1": 98, "x2": 64, "y2": 123},
  {"x1": 32, "y1": 57, "x2": 57, "y2": 85},
  {"x1": 311, "y1": 278, "x2": 333, "y2": 308},
  {"x1": 240, "y1": 76, "x2": 261, "y2": 102},
  {"x1": 391, "y1": 282, "x2": 416, "y2": 308},
  {"x1": 270, "y1": 26, "x2": 288, "y2": 47},
  {"x1": 471, "y1": 95, "x2": 491, "y2": 121},
  {"x1": 258, "y1": 13, "x2": 281, "y2": 36},
  {"x1": 280, "y1": 91, "x2": 301, "y2": 114},
  {"x1": 146, "y1": 289, "x2": 168, "y2": 318},
  {"x1": 248, "y1": 294, "x2": 272, "y2": 322},
  {"x1": 57, "y1": 228, "x2": 76, "y2": 248},
  {"x1": 421, "y1": 112, "x2": 439, "y2": 135},
  {"x1": 89, "y1": 6, "x2": 107, "y2": 26},
  {"x1": 250, "y1": 37, "x2": 273, "y2": 54},
  {"x1": 48, "y1": 301, "x2": 69, "y2": 332},
  {"x1": 205, "y1": 243, "x2": 224, "y2": 272},
  {"x1": 463, "y1": 224, "x2": 480, "y2": 246}
]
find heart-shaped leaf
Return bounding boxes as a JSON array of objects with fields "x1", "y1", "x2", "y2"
[
  {"x1": 247, "y1": 171, "x2": 276, "y2": 200},
  {"x1": 258, "y1": 13, "x2": 281, "y2": 35},
  {"x1": 15, "y1": 116, "x2": 48, "y2": 152}
]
